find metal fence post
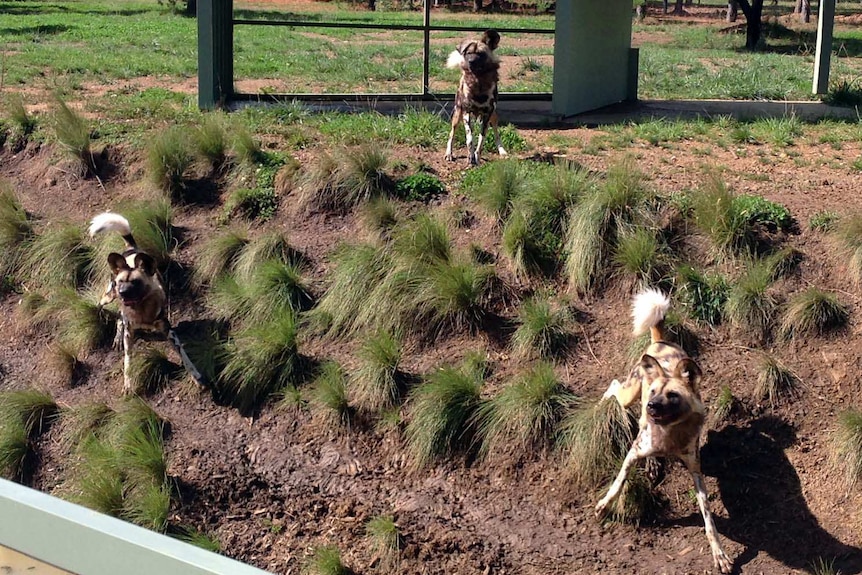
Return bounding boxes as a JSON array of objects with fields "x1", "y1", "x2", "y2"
[{"x1": 198, "y1": 0, "x2": 234, "y2": 109}]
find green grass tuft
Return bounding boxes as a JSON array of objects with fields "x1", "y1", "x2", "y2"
[
  {"x1": 779, "y1": 288, "x2": 848, "y2": 340},
  {"x1": 478, "y1": 361, "x2": 577, "y2": 457},
  {"x1": 147, "y1": 126, "x2": 193, "y2": 200},
  {"x1": 0, "y1": 181, "x2": 35, "y2": 285},
  {"x1": 808, "y1": 210, "x2": 839, "y2": 232},
  {"x1": 219, "y1": 312, "x2": 301, "y2": 413},
  {"x1": 676, "y1": 265, "x2": 728, "y2": 326},
  {"x1": 309, "y1": 361, "x2": 352, "y2": 428},
  {"x1": 0, "y1": 389, "x2": 58, "y2": 479},
  {"x1": 831, "y1": 409, "x2": 862, "y2": 492},
  {"x1": 360, "y1": 196, "x2": 399, "y2": 239},
  {"x1": 194, "y1": 228, "x2": 249, "y2": 286},
  {"x1": 510, "y1": 295, "x2": 574, "y2": 360},
  {"x1": 725, "y1": 258, "x2": 777, "y2": 342},
  {"x1": 558, "y1": 398, "x2": 636, "y2": 489},
  {"x1": 192, "y1": 113, "x2": 229, "y2": 169},
  {"x1": 830, "y1": 213, "x2": 862, "y2": 285},
  {"x1": 352, "y1": 330, "x2": 403, "y2": 414},
  {"x1": 297, "y1": 146, "x2": 394, "y2": 214},
  {"x1": 405, "y1": 355, "x2": 487, "y2": 468},
  {"x1": 26, "y1": 223, "x2": 96, "y2": 289},
  {"x1": 365, "y1": 515, "x2": 401, "y2": 572},
  {"x1": 172, "y1": 526, "x2": 221, "y2": 552},
  {"x1": 754, "y1": 354, "x2": 803, "y2": 408},
  {"x1": 305, "y1": 545, "x2": 349, "y2": 575},
  {"x1": 612, "y1": 225, "x2": 670, "y2": 286},
  {"x1": 52, "y1": 96, "x2": 94, "y2": 177},
  {"x1": 129, "y1": 347, "x2": 183, "y2": 396},
  {"x1": 713, "y1": 385, "x2": 735, "y2": 422}
]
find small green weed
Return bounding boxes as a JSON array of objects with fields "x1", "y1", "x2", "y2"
[
  {"x1": 808, "y1": 210, "x2": 838, "y2": 232},
  {"x1": 395, "y1": 173, "x2": 445, "y2": 202}
]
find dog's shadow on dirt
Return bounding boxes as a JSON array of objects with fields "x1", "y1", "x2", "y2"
[{"x1": 697, "y1": 416, "x2": 862, "y2": 574}]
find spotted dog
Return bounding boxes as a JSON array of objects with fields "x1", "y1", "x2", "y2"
[
  {"x1": 89, "y1": 212, "x2": 206, "y2": 394},
  {"x1": 444, "y1": 29, "x2": 507, "y2": 165},
  {"x1": 595, "y1": 289, "x2": 732, "y2": 574}
]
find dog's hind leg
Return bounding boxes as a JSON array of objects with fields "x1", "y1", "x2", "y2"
[
  {"x1": 490, "y1": 111, "x2": 507, "y2": 157},
  {"x1": 167, "y1": 329, "x2": 207, "y2": 388},
  {"x1": 680, "y1": 452, "x2": 733, "y2": 573},
  {"x1": 445, "y1": 107, "x2": 463, "y2": 161}
]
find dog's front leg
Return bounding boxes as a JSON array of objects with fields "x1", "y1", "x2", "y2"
[
  {"x1": 595, "y1": 442, "x2": 641, "y2": 517},
  {"x1": 681, "y1": 453, "x2": 732, "y2": 574},
  {"x1": 464, "y1": 114, "x2": 476, "y2": 165},
  {"x1": 122, "y1": 319, "x2": 134, "y2": 395},
  {"x1": 491, "y1": 111, "x2": 507, "y2": 157},
  {"x1": 473, "y1": 114, "x2": 491, "y2": 165},
  {"x1": 445, "y1": 108, "x2": 463, "y2": 161},
  {"x1": 113, "y1": 317, "x2": 124, "y2": 350}
]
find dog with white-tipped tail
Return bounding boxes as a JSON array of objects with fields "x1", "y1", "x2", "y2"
[
  {"x1": 89, "y1": 212, "x2": 206, "y2": 394},
  {"x1": 596, "y1": 288, "x2": 732, "y2": 574}
]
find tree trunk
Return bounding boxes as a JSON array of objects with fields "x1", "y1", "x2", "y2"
[
  {"x1": 473, "y1": 0, "x2": 482, "y2": 11},
  {"x1": 663, "y1": 0, "x2": 669, "y2": 14},
  {"x1": 736, "y1": 0, "x2": 764, "y2": 50},
  {"x1": 674, "y1": 0, "x2": 684, "y2": 12},
  {"x1": 727, "y1": 0, "x2": 738, "y2": 21}
]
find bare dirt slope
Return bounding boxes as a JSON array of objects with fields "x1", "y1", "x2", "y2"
[{"x1": 2, "y1": 102, "x2": 862, "y2": 575}]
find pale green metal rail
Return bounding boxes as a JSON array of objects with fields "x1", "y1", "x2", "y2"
[{"x1": 0, "y1": 479, "x2": 272, "y2": 575}]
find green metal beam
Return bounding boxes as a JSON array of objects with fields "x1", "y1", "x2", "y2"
[
  {"x1": 198, "y1": 0, "x2": 234, "y2": 108},
  {"x1": 0, "y1": 479, "x2": 272, "y2": 575}
]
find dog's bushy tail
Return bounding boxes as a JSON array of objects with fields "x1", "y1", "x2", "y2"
[
  {"x1": 446, "y1": 50, "x2": 465, "y2": 69},
  {"x1": 88, "y1": 212, "x2": 137, "y2": 250},
  {"x1": 631, "y1": 288, "x2": 670, "y2": 343}
]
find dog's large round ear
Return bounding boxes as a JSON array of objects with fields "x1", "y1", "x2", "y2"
[
  {"x1": 107, "y1": 253, "x2": 130, "y2": 274},
  {"x1": 133, "y1": 253, "x2": 157, "y2": 276},
  {"x1": 639, "y1": 354, "x2": 664, "y2": 380},
  {"x1": 482, "y1": 29, "x2": 500, "y2": 50},
  {"x1": 673, "y1": 358, "x2": 702, "y2": 390}
]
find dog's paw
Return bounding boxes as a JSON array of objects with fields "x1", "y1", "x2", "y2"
[
  {"x1": 713, "y1": 549, "x2": 732, "y2": 574},
  {"x1": 444, "y1": 153, "x2": 455, "y2": 162},
  {"x1": 594, "y1": 500, "x2": 609, "y2": 519},
  {"x1": 602, "y1": 379, "x2": 621, "y2": 400},
  {"x1": 498, "y1": 147, "x2": 508, "y2": 157}
]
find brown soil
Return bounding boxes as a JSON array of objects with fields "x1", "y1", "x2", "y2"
[{"x1": 3, "y1": 7, "x2": 862, "y2": 575}]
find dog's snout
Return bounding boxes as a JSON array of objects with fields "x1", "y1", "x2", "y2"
[{"x1": 647, "y1": 398, "x2": 665, "y2": 414}]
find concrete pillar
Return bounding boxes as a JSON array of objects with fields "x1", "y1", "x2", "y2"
[{"x1": 552, "y1": 0, "x2": 636, "y2": 116}]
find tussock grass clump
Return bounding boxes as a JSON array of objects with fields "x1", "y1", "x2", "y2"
[
  {"x1": 305, "y1": 545, "x2": 350, "y2": 575},
  {"x1": 559, "y1": 398, "x2": 636, "y2": 489},
  {"x1": 830, "y1": 213, "x2": 862, "y2": 285},
  {"x1": 779, "y1": 288, "x2": 848, "y2": 340},
  {"x1": 690, "y1": 173, "x2": 757, "y2": 257},
  {"x1": 725, "y1": 258, "x2": 777, "y2": 342},
  {"x1": 352, "y1": 330, "x2": 403, "y2": 413},
  {"x1": 297, "y1": 146, "x2": 394, "y2": 214},
  {"x1": 318, "y1": 215, "x2": 497, "y2": 341},
  {"x1": 406, "y1": 354, "x2": 488, "y2": 468},
  {"x1": 564, "y1": 157, "x2": 656, "y2": 293},
  {"x1": 603, "y1": 465, "x2": 664, "y2": 525},
  {"x1": 6, "y1": 94, "x2": 36, "y2": 139},
  {"x1": 194, "y1": 228, "x2": 249, "y2": 287},
  {"x1": 612, "y1": 226, "x2": 670, "y2": 286},
  {"x1": 231, "y1": 125, "x2": 263, "y2": 165},
  {"x1": 218, "y1": 312, "x2": 301, "y2": 413},
  {"x1": 0, "y1": 389, "x2": 59, "y2": 480},
  {"x1": 25, "y1": 223, "x2": 96, "y2": 289},
  {"x1": 809, "y1": 210, "x2": 838, "y2": 232},
  {"x1": 677, "y1": 265, "x2": 728, "y2": 326},
  {"x1": 192, "y1": 113, "x2": 228, "y2": 169},
  {"x1": 147, "y1": 126, "x2": 193, "y2": 199},
  {"x1": 754, "y1": 354, "x2": 803, "y2": 408},
  {"x1": 831, "y1": 409, "x2": 862, "y2": 491},
  {"x1": 0, "y1": 182, "x2": 35, "y2": 284},
  {"x1": 360, "y1": 196, "x2": 399, "y2": 240},
  {"x1": 511, "y1": 295, "x2": 574, "y2": 360},
  {"x1": 365, "y1": 515, "x2": 400, "y2": 572},
  {"x1": 460, "y1": 158, "x2": 529, "y2": 222},
  {"x1": 52, "y1": 97, "x2": 94, "y2": 177},
  {"x1": 478, "y1": 361, "x2": 576, "y2": 457},
  {"x1": 310, "y1": 361, "x2": 352, "y2": 428},
  {"x1": 713, "y1": 385, "x2": 735, "y2": 422},
  {"x1": 57, "y1": 289, "x2": 116, "y2": 355},
  {"x1": 129, "y1": 347, "x2": 183, "y2": 396},
  {"x1": 232, "y1": 231, "x2": 305, "y2": 283},
  {"x1": 172, "y1": 526, "x2": 221, "y2": 552},
  {"x1": 57, "y1": 402, "x2": 114, "y2": 452},
  {"x1": 65, "y1": 398, "x2": 171, "y2": 531}
]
